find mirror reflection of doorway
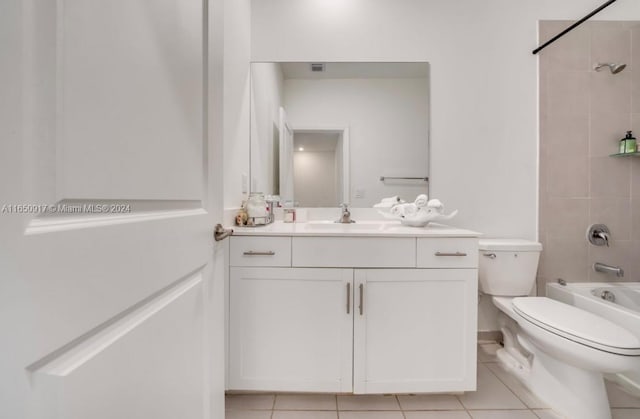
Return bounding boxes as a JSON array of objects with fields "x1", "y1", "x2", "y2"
[{"x1": 293, "y1": 130, "x2": 346, "y2": 207}]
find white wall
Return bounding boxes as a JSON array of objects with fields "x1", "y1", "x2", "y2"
[
  {"x1": 223, "y1": 0, "x2": 251, "y2": 209},
  {"x1": 251, "y1": 0, "x2": 640, "y2": 239},
  {"x1": 250, "y1": 63, "x2": 284, "y2": 195},
  {"x1": 294, "y1": 151, "x2": 339, "y2": 207},
  {"x1": 285, "y1": 77, "x2": 428, "y2": 207}
]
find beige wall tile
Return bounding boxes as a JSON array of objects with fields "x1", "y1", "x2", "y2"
[
  {"x1": 590, "y1": 156, "x2": 631, "y2": 198},
  {"x1": 632, "y1": 27, "x2": 640, "y2": 112},
  {"x1": 538, "y1": 236, "x2": 588, "y2": 283},
  {"x1": 590, "y1": 70, "x2": 632, "y2": 115},
  {"x1": 539, "y1": 157, "x2": 548, "y2": 201},
  {"x1": 633, "y1": 77, "x2": 640, "y2": 114},
  {"x1": 545, "y1": 114, "x2": 589, "y2": 157},
  {"x1": 591, "y1": 22, "x2": 631, "y2": 70},
  {"x1": 632, "y1": 113, "x2": 640, "y2": 135},
  {"x1": 539, "y1": 20, "x2": 639, "y2": 299},
  {"x1": 632, "y1": 159, "x2": 640, "y2": 198},
  {"x1": 542, "y1": 198, "x2": 589, "y2": 239},
  {"x1": 589, "y1": 198, "x2": 632, "y2": 240},
  {"x1": 548, "y1": 71, "x2": 589, "y2": 117},
  {"x1": 536, "y1": 276, "x2": 551, "y2": 297},
  {"x1": 625, "y1": 240, "x2": 640, "y2": 282},
  {"x1": 536, "y1": 233, "x2": 547, "y2": 271},
  {"x1": 633, "y1": 26, "x2": 640, "y2": 72},
  {"x1": 547, "y1": 153, "x2": 588, "y2": 198},
  {"x1": 632, "y1": 199, "x2": 640, "y2": 240}
]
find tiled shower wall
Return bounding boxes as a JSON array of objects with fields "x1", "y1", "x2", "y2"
[{"x1": 538, "y1": 21, "x2": 640, "y2": 294}]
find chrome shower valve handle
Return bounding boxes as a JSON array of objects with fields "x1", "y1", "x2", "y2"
[{"x1": 587, "y1": 224, "x2": 610, "y2": 247}]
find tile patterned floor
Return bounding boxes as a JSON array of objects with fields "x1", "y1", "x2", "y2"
[{"x1": 225, "y1": 342, "x2": 640, "y2": 419}]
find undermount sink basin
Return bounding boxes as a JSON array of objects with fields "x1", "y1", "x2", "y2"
[{"x1": 304, "y1": 220, "x2": 400, "y2": 231}]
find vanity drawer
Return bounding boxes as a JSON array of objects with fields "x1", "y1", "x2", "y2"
[
  {"x1": 292, "y1": 237, "x2": 415, "y2": 268},
  {"x1": 230, "y1": 236, "x2": 292, "y2": 267},
  {"x1": 417, "y1": 238, "x2": 478, "y2": 268}
]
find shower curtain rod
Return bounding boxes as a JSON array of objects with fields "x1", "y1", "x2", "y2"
[{"x1": 532, "y1": 0, "x2": 618, "y2": 55}]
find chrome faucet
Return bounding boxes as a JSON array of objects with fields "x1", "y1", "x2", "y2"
[
  {"x1": 593, "y1": 262, "x2": 624, "y2": 277},
  {"x1": 335, "y1": 203, "x2": 355, "y2": 224}
]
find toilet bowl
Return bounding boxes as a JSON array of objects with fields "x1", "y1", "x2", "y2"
[{"x1": 479, "y1": 239, "x2": 640, "y2": 419}]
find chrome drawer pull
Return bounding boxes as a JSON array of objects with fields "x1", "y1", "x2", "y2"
[
  {"x1": 346, "y1": 283, "x2": 351, "y2": 314},
  {"x1": 243, "y1": 251, "x2": 276, "y2": 256},
  {"x1": 483, "y1": 253, "x2": 497, "y2": 259},
  {"x1": 434, "y1": 251, "x2": 467, "y2": 257}
]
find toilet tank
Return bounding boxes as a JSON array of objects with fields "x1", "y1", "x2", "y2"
[{"x1": 478, "y1": 239, "x2": 542, "y2": 296}]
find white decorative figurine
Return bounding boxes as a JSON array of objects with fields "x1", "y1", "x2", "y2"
[{"x1": 374, "y1": 194, "x2": 458, "y2": 227}]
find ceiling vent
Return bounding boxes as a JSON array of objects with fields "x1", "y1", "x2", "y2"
[{"x1": 310, "y1": 63, "x2": 325, "y2": 72}]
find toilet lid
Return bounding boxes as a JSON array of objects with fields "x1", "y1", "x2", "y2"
[{"x1": 512, "y1": 297, "x2": 640, "y2": 356}]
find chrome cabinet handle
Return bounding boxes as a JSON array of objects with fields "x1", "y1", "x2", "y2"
[
  {"x1": 483, "y1": 253, "x2": 497, "y2": 259},
  {"x1": 434, "y1": 251, "x2": 467, "y2": 257},
  {"x1": 359, "y1": 283, "x2": 364, "y2": 316},
  {"x1": 346, "y1": 283, "x2": 351, "y2": 314},
  {"x1": 243, "y1": 251, "x2": 276, "y2": 256}
]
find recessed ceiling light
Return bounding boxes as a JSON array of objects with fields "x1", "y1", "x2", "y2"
[{"x1": 298, "y1": 147, "x2": 304, "y2": 151}]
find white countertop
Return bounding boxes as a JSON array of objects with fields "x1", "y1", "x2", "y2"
[{"x1": 231, "y1": 220, "x2": 481, "y2": 238}]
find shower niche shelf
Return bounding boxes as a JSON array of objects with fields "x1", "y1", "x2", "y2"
[{"x1": 609, "y1": 152, "x2": 640, "y2": 158}]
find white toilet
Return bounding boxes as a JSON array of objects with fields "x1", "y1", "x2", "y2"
[{"x1": 479, "y1": 239, "x2": 640, "y2": 419}]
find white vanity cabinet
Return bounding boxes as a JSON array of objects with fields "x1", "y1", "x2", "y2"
[
  {"x1": 353, "y1": 268, "x2": 477, "y2": 393},
  {"x1": 228, "y1": 229, "x2": 478, "y2": 394},
  {"x1": 229, "y1": 267, "x2": 353, "y2": 392}
]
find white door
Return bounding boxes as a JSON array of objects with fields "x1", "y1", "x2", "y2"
[
  {"x1": 279, "y1": 107, "x2": 295, "y2": 204},
  {"x1": 229, "y1": 268, "x2": 353, "y2": 392},
  {"x1": 1, "y1": 1, "x2": 225, "y2": 418},
  {"x1": 353, "y1": 269, "x2": 477, "y2": 394}
]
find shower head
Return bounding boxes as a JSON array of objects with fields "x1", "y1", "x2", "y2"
[{"x1": 594, "y1": 63, "x2": 627, "y2": 74}]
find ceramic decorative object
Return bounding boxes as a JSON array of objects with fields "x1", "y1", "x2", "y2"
[{"x1": 375, "y1": 194, "x2": 458, "y2": 227}]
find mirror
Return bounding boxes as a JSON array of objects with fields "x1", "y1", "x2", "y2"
[{"x1": 250, "y1": 62, "x2": 429, "y2": 207}]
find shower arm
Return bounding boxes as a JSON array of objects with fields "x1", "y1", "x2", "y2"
[{"x1": 532, "y1": 0, "x2": 618, "y2": 55}]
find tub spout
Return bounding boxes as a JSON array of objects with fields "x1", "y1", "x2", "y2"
[{"x1": 593, "y1": 262, "x2": 624, "y2": 277}]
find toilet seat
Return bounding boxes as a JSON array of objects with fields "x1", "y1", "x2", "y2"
[{"x1": 512, "y1": 297, "x2": 640, "y2": 356}]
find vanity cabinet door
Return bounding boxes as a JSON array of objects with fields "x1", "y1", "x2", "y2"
[
  {"x1": 353, "y1": 269, "x2": 477, "y2": 394},
  {"x1": 229, "y1": 267, "x2": 354, "y2": 392}
]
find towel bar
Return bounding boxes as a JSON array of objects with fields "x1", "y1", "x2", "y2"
[{"x1": 379, "y1": 176, "x2": 428, "y2": 182}]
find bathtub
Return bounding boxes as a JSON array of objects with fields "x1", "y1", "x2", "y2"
[{"x1": 547, "y1": 281, "x2": 640, "y2": 396}]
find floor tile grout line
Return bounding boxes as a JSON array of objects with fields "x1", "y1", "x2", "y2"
[
  {"x1": 395, "y1": 394, "x2": 407, "y2": 419},
  {"x1": 270, "y1": 393, "x2": 276, "y2": 419},
  {"x1": 481, "y1": 361, "x2": 535, "y2": 410}
]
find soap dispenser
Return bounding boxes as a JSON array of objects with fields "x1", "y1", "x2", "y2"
[{"x1": 619, "y1": 131, "x2": 636, "y2": 154}]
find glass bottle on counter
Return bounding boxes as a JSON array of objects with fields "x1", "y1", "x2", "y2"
[
  {"x1": 619, "y1": 131, "x2": 636, "y2": 154},
  {"x1": 247, "y1": 192, "x2": 268, "y2": 225}
]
